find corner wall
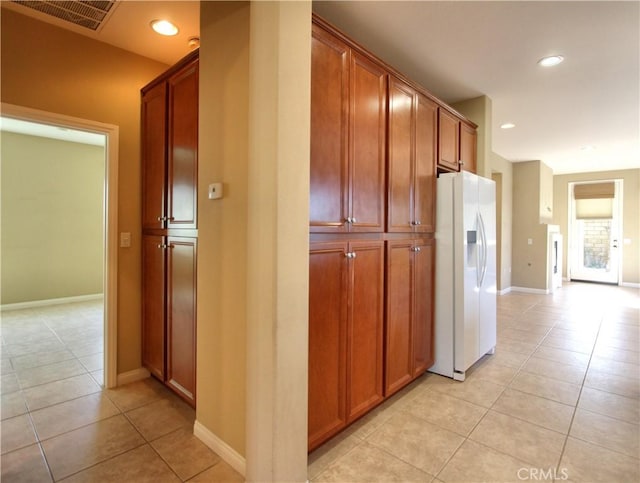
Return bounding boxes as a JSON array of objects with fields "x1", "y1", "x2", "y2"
[{"x1": 0, "y1": 8, "x2": 170, "y2": 373}]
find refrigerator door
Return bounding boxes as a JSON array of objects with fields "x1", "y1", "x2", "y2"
[
  {"x1": 478, "y1": 175, "x2": 497, "y2": 357},
  {"x1": 455, "y1": 171, "x2": 481, "y2": 375}
]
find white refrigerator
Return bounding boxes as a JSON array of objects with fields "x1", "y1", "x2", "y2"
[{"x1": 430, "y1": 171, "x2": 497, "y2": 381}]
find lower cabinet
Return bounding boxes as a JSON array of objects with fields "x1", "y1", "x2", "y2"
[
  {"x1": 308, "y1": 240, "x2": 384, "y2": 451},
  {"x1": 385, "y1": 237, "x2": 435, "y2": 396},
  {"x1": 142, "y1": 234, "x2": 197, "y2": 407}
]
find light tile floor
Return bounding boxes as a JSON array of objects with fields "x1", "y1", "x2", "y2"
[
  {"x1": 0, "y1": 300, "x2": 242, "y2": 482},
  {"x1": 1, "y1": 284, "x2": 638, "y2": 482},
  {"x1": 309, "y1": 283, "x2": 640, "y2": 482}
]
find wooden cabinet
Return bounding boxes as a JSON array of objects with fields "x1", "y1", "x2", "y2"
[
  {"x1": 460, "y1": 121, "x2": 477, "y2": 173},
  {"x1": 385, "y1": 238, "x2": 435, "y2": 397},
  {"x1": 142, "y1": 235, "x2": 197, "y2": 406},
  {"x1": 308, "y1": 240, "x2": 384, "y2": 451},
  {"x1": 141, "y1": 51, "x2": 198, "y2": 407},
  {"x1": 142, "y1": 53, "x2": 198, "y2": 231},
  {"x1": 387, "y1": 76, "x2": 437, "y2": 233},
  {"x1": 310, "y1": 23, "x2": 387, "y2": 233},
  {"x1": 438, "y1": 108, "x2": 460, "y2": 172}
]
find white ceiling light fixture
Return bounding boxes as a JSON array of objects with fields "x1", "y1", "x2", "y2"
[
  {"x1": 538, "y1": 55, "x2": 564, "y2": 67},
  {"x1": 151, "y1": 19, "x2": 179, "y2": 36},
  {"x1": 500, "y1": 123, "x2": 516, "y2": 129}
]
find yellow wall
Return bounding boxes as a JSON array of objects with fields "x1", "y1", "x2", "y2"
[
  {"x1": 1, "y1": 133, "x2": 104, "y2": 304},
  {"x1": 512, "y1": 161, "x2": 551, "y2": 290},
  {"x1": 197, "y1": 0, "x2": 250, "y2": 458},
  {"x1": 0, "y1": 8, "x2": 169, "y2": 373},
  {"x1": 554, "y1": 169, "x2": 640, "y2": 285},
  {"x1": 491, "y1": 152, "x2": 514, "y2": 291}
]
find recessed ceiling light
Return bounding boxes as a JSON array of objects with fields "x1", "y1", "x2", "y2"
[
  {"x1": 151, "y1": 19, "x2": 179, "y2": 36},
  {"x1": 538, "y1": 55, "x2": 564, "y2": 67},
  {"x1": 500, "y1": 123, "x2": 516, "y2": 129},
  {"x1": 580, "y1": 145, "x2": 596, "y2": 152}
]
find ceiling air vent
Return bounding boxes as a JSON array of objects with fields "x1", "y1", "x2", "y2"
[{"x1": 11, "y1": 0, "x2": 117, "y2": 31}]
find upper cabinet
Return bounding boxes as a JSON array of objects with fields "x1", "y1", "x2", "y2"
[
  {"x1": 310, "y1": 23, "x2": 387, "y2": 233},
  {"x1": 438, "y1": 108, "x2": 478, "y2": 174},
  {"x1": 437, "y1": 108, "x2": 460, "y2": 172},
  {"x1": 459, "y1": 121, "x2": 477, "y2": 173},
  {"x1": 142, "y1": 53, "x2": 199, "y2": 231},
  {"x1": 387, "y1": 76, "x2": 437, "y2": 233}
]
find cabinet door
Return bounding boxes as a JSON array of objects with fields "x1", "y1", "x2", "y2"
[
  {"x1": 141, "y1": 83, "x2": 167, "y2": 230},
  {"x1": 347, "y1": 240, "x2": 384, "y2": 421},
  {"x1": 350, "y1": 52, "x2": 387, "y2": 232},
  {"x1": 414, "y1": 94, "x2": 437, "y2": 233},
  {"x1": 142, "y1": 235, "x2": 166, "y2": 380},
  {"x1": 310, "y1": 25, "x2": 349, "y2": 233},
  {"x1": 308, "y1": 242, "x2": 348, "y2": 450},
  {"x1": 385, "y1": 239, "x2": 414, "y2": 396},
  {"x1": 387, "y1": 77, "x2": 414, "y2": 233},
  {"x1": 166, "y1": 236, "x2": 197, "y2": 406},
  {"x1": 460, "y1": 122, "x2": 477, "y2": 174},
  {"x1": 167, "y1": 60, "x2": 198, "y2": 229},
  {"x1": 438, "y1": 109, "x2": 460, "y2": 171},
  {"x1": 412, "y1": 238, "x2": 435, "y2": 377}
]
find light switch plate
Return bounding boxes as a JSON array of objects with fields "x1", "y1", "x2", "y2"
[
  {"x1": 120, "y1": 232, "x2": 131, "y2": 248},
  {"x1": 208, "y1": 182, "x2": 223, "y2": 200}
]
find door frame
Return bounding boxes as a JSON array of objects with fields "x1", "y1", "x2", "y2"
[
  {"x1": 2, "y1": 102, "x2": 119, "y2": 388},
  {"x1": 567, "y1": 179, "x2": 623, "y2": 285}
]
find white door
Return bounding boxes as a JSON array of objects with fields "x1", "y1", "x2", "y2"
[{"x1": 570, "y1": 181, "x2": 621, "y2": 284}]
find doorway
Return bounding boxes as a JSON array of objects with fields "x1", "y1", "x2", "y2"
[
  {"x1": 568, "y1": 180, "x2": 622, "y2": 285},
  {"x1": 1, "y1": 103, "x2": 119, "y2": 388}
]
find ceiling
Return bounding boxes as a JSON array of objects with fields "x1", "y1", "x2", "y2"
[{"x1": 4, "y1": 1, "x2": 639, "y2": 175}]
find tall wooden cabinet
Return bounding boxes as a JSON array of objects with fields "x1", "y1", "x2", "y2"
[
  {"x1": 309, "y1": 14, "x2": 475, "y2": 451},
  {"x1": 310, "y1": 23, "x2": 387, "y2": 233},
  {"x1": 141, "y1": 50, "x2": 198, "y2": 407},
  {"x1": 388, "y1": 76, "x2": 437, "y2": 233},
  {"x1": 308, "y1": 240, "x2": 384, "y2": 450},
  {"x1": 385, "y1": 238, "x2": 435, "y2": 396}
]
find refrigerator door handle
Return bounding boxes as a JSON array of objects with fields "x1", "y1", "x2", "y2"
[
  {"x1": 475, "y1": 212, "x2": 482, "y2": 287},
  {"x1": 478, "y1": 211, "x2": 488, "y2": 287}
]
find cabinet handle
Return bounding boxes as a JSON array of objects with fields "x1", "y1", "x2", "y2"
[
  {"x1": 459, "y1": 160, "x2": 465, "y2": 166},
  {"x1": 351, "y1": 217, "x2": 357, "y2": 223},
  {"x1": 345, "y1": 252, "x2": 357, "y2": 259},
  {"x1": 411, "y1": 221, "x2": 422, "y2": 226},
  {"x1": 158, "y1": 244, "x2": 167, "y2": 249},
  {"x1": 157, "y1": 216, "x2": 169, "y2": 221},
  {"x1": 412, "y1": 247, "x2": 421, "y2": 252},
  {"x1": 345, "y1": 217, "x2": 351, "y2": 224}
]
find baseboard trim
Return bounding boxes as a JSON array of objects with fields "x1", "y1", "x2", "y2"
[
  {"x1": 498, "y1": 287, "x2": 512, "y2": 295},
  {"x1": 193, "y1": 420, "x2": 246, "y2": 477},
  {"x1": 116, "y1": 368, "x2": 150, "y2": 386},
  {"x1": 509, "y1": 286, "x2": 550, "y2": 295},
  {"x1": 621, "y1": 282, "x2": 640, "y2": 288},
  {"x1": 1, "y1": 294, "x2": 104, "y2": 311}
]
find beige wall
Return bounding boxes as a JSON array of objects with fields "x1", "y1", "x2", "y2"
[
  {"x1": 554, "y1": 169, "x2": 640, "y2": 285},
  {"x1": 1, "y1": 132, "x2": 104, "y2": 304},
  {"x1": 197, "y1": 0, "x2": 249, "y2": 459},
  {"x1": 452, "y1": 95, "x2": 492, "y2": 179},
  {"x1": 491, "y1": 152, "x2": 513, "y2": 291},
  {"x1": 512, "y1": 161, "x2": 551, "y2": 290},
  {"x1": 1, "y1": 9, "x2": 169, "y2": 373}
]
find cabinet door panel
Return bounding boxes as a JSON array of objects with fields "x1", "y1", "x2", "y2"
[
  {"x1": 310, "y1": 25, "x2": 349, "y2": 232},
  {"x1": 142, "y1": 235, "x2": 166, "y2": 380},
  {"x1": 385, "y1": 240, "x2": 414, "y2": 396},
  {"x1": 166, "y1": 237, "x2": 197, "y2": 406},
  {"x1": 308, "y1": 242, "x2": 348, "y2": 450},
  {"x1": 414, "y1": 94, "x2": 437, "y2": 233},
  {"x1": 141, "y1": 83, "x2": 167, "y2": 230},
  {"x1": 387, "y1": 78, "x2": 414, "y2": 233},
  {"x1": 413, "y1": 238, "x2": 435, "y2": 376},
  {"x1": 438, "y1": 109, "x2": 460, "y2": 171},
  {"x1": 350, "y1": 52, "x2": 387, "y2": 232},
  {"x1": 347, "y1": 240, "x2": 384, "y2": 421},
  {"x1": 460, "y1": 122, "x2": 477, "y2": 174},
  {"x1": 167, "y1": 61, "x2": 198, "y2": 229}
]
